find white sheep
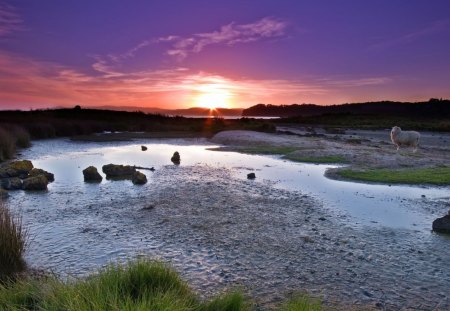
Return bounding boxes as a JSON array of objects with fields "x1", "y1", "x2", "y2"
[{"x1": 390, "y1": 126, "x2": 420, "y2": 152}]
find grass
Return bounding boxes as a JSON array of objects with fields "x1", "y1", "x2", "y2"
[
  {"x1": 0, "y1": 129, "x2": 16, "y2": 162},
  {"x1": 279, "y1": 295, "x2": 322, "y2": 311},
  {"x1": 283, "y1": 154, "x2": 348, "y2": 164},
  {"x1": 336, "y1": 166, "x2": 450, "y2": 185},
  {"x1": 0, "y1": 259, "x2": 324, "y2": 311},
  {"x1": 0, "y1": 202, "x2": 28, "y2": 282}
]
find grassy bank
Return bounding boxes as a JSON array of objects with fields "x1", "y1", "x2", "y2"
[
  {"x1": 335, "y1": 166, "x2": 450, "y2": 185},
  {"x1": 0, "y1": 260, "x2": 322, "y2": 311},
  {"x1": 283, "y1": 154, "x2": 348, "y2": 164}
]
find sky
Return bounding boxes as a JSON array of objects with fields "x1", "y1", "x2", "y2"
[{"x1": 0, "y1": 0, "x2": 450, "y2": 110}]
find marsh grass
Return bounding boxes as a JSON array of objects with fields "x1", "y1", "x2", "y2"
[
  {"x1": 0, "y1": 129, "x2": 16, "y2": 161},
  {"x1": 337, "y1": 166, "x2": 450, "y2": 185},
  {"x1": 0, "y1": 259, "x2": 326, "y2": 310},
  {"x1": 0, "y1": 260, "x2": 253, "y2": 311},
  {"x1": 0, "y1": 202, "x2": 28, "y2": 282},
  {"x1": 283, "y1": 154, "x2": 348, "y2": 164}
]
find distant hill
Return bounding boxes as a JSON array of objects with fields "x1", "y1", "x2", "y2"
[
  {"x1": 91, "y1": 105, "x2": 243, "y2": 117},
  {"x1": 242, "y1": 99, "x2": 450, "y2": 118}
]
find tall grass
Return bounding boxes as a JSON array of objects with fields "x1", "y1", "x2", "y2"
[
  {"x1": 0, "y1": 128, "x2": 15, "y2": 161},
  {"x1": 0, "y1": 201, "x2": 28, "y2": 282},
  {"x1": 0, "y1": 125, "x2": 31, "y2": 161}
]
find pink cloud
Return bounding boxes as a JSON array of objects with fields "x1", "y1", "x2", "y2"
[
  {"x1": 162, "y1": 17, "x2": 288, "y2": 61},
  {"x1": 0, "y1": 2, "x2": 23, "y2": 36}
]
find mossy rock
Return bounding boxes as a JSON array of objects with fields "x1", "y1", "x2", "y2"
[
  {"x1": 0, "y1": 189, "x2": 8, "y2": 199},
  {"x1": 82, "y1": 166, "x2": 102, "y2": 182},
  {"x1": 132, "y1": 171, "x2": 147, "y2": 185},
  {"x1": 29, "y1": 168, "x2": 55, "y2": 182},
  {"x1": 22, "y1": 175, "x2": 48, "y2": 191},
  {"x1": 9, "y1": 160, "x2": 33, "y2": 174}
]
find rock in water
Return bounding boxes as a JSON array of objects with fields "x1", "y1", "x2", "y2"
[
  {"x1": 82, "y1": 166, "x2": 103, "y2": 182},
  {"x1": 29, "y1": 168, "x2": 55, "y2": 182},
  {"x1": 1, "y1": 177, "x2": 22, "y2": 190},
  {"x1": 247, "y1": 173, "x2": 256, "y2": 179},
  {"x1": 102, "y1": 164, "x2": 136, "y2": 177},
  {"x1": 132, "y1": 171, "x2": 147, "y2": 185},
  {"x1": 0, "y1": 160, "x2": 33, "y2": 178},
  {"x1": 0, "y1": 189, "x2": 9, "y2": 199},
  {"x1": 141, "y1": 146, "x2": 147, "y2": 151},
  {"x1": 22, "y1": 175, "x2": 48, "y2": 191},
  {"x1": 171, "y1": 151, "x2": 180, "y2": 164},
  {"x1": 432, "y1": 212, "x2": 450, "y2": 234}
]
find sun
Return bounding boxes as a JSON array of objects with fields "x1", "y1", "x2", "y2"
[{"x1": 194, "y1": 84, "x2": 232, "y2": 109}]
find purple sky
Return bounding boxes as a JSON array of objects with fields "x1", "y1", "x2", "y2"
[{"x1": 1, "y1": 0, "x2": 450, "y2": 109}]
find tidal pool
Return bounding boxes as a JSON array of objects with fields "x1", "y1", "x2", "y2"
[
  {"x1": 6, "y1": 138, "x2": 450, "y2": 309},
  {"x1": 17, "y1": 138, "x2": 448, "y2": 231}
]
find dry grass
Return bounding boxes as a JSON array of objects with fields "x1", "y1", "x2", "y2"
[
  {"x1": 0, "y1": 201, "x2": 28, "y2": 282},
  {"x1": 0, "y1": 128, "x2": 16, "y2": 161}
]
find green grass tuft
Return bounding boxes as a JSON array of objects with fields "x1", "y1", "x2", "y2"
[
  {"x1": 283, "y1": 154, "x2": 348, "y2": 164},
  {"x1": 279, "y1": 295, "x2": 322, "y2": 311},
  {"x1": 336, "y1": 166, "x2": 450, "y2": 185},
  {"x1": 0, "y1": 259, "x2": 327, "y2": 311}
]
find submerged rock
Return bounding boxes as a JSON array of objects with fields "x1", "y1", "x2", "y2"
[
  {"x1": 102, "y1": 164, "x2": 136, "y2": 177},
  {"x1": 432, "y1": 211, "x2": 450, "y2": 234},
  {"x1": 141, "y1": 146, "x2": 148, "y2": 151},
  {"x1": 22, "y1": 175, "x2": 48, "y2": 191},
  {"x1": 132, "y1": 171, "x2": 147, "y2": 185},
  {"x1": 82, "y1": 166, "x2": 103, "y2": 182},
  {"x1": 29, "y1": 168, "x2": 55, "y2": 182},
  {"x1": 1, "y1": 177, "x2": 22, "y2": 190},
  {"x1": 247, "y1": 173, "x2": 256, "y2": 179},
  {"x1": 171, "y1": 151, "x2": 180, "y2": 165}
]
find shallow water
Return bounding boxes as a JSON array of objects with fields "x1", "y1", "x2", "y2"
[
  {"x1": 18, "y1": 138, "x2": 449, "y2": 231},
  {"x1": 6, "y1": 138, "x2": 450, "y2": 309}
]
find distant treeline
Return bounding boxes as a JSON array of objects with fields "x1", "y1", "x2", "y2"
[
  {"x1": 0, "y1": 107, "x2": 274, "y2": 140},
  {"x1": 242, "y1": 99, "x2": 450, "y2": 118}
]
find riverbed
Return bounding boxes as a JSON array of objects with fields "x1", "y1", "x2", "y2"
[{"x1": 6, "y1": 137, "x2": 450, "y2": 310}]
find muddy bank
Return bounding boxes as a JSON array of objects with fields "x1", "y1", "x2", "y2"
[
  {"x1": 211, "y1": 128, "x2": 450, "y2": 171},
  {"x1": 15, "y1": 162, "x2": 450, "y2": 310}
]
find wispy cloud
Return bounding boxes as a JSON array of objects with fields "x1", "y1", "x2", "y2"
[
  {"x1": 369, "y1": 19, "x2": 450, "y2": 50},
  {"x1": 0, "y1": 48, "x2": 394, "y2": 109},
  {"x1": 0, "y1": 2, "x2": 23, "y2": 36},
  {"x1": 162, "y1": 17, "x2": 288, "y2": 61}
]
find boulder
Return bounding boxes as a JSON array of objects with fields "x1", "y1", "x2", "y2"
[
  {"x1": 0, "y1": 189, "x2": 8, "y2": 199},
  {"x1": 0, "y1": 160, "x2": 33, "y2": 178},
  {"x1": 82, "y1": 166, "x2": 103, "y2": 182},
  {"x1": 29, "y1": 168, "x2": 55, "y2": 182},
  {"x1": 432, "y1": 211, "x2": 450, "y2": 234},
  {"x1": 22, "y1": 175, "x2": 48, "y2": 191},
  {"x1": 132, "y1": 171, "x2": 147, "y2": 185},
  {"x1": 1, "y1": 177, "x2": 22, "y2": 190},
  {"x1": 247, "y1": 173, "x2": 256, "y2": 179},
  {"x1": 102, "y1": 164, "x2": 136, "y2": 177},
  {"x1": 171, "y1": 151, "x2": 180, "y2": 164},
  {"x1": 141, "y1": 146, "x2": 147, "y2": 151}
]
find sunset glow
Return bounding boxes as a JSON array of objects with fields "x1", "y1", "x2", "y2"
[
  {"x1": 194, "y1": 82, "x2": 233, "y2": 109},
  {"x1": 0, "y1": 1, "x2": 449, "y2": 110}
]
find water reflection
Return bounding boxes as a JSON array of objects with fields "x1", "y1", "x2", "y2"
[{"x1": 17, "y1": 138, "x2": 449, "y2": 232}]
